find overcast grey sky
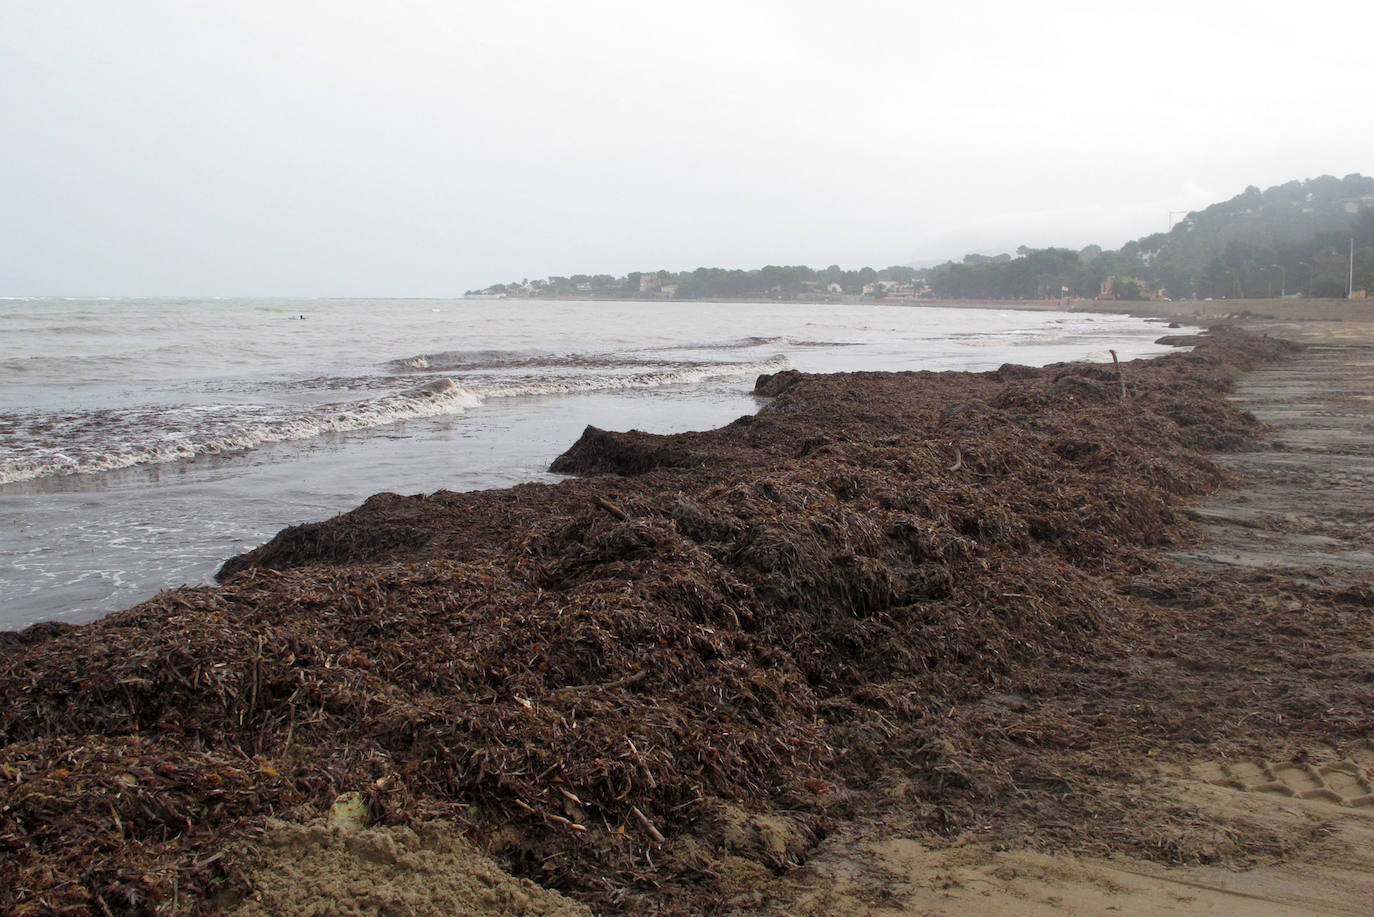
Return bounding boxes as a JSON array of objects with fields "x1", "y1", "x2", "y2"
[{"x1": 3, "y1": 1, "x2": 1371, "y2": 296}]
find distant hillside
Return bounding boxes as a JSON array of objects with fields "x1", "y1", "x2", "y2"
[
  {"x1": 469, "y1": 174, "x2": 1374, "y2": 302},
  {"x1": 927, "y1": 174, "x2": 1374, "y2": 301}
]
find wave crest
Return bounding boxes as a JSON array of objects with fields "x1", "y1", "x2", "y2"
[{"x1": 0, "y1": 356, "x2": 790, "y2": 484}]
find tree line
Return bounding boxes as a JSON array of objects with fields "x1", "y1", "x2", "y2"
[
  {"x1": 927, "y1": 174, "x2": 1374, "y2": 300},
  {"x1": 470, "y1": 174, "x2": 1374, "y2": 302},
  {"x1": 470, "y1": 265, "x2": 923, "y2": 300}
]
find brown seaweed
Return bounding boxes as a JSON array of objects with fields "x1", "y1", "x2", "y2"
[{"x1": 10, "y1": 328, "x2": 1365, "y2": 917}]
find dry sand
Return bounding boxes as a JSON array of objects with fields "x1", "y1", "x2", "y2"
[{"x1": 225, "y1": 817, "x2": 591, "y2": 917}]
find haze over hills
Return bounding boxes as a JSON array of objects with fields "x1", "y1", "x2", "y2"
[
  {"x1": 927, "y1": 173, "x2": 1374, "y2": 301},
  {"x1": 470, "y1": 174, "x2": 1374, "y2": 302}
]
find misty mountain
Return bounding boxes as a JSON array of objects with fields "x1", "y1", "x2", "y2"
[{"x1": 928, "y1": 174, "x2": 1374, "y2": 300}]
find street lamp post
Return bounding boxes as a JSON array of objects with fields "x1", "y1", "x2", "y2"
[
  {"x1": 1270, "y1": 263, "x2": 1286, "y2": 297},
  {"x1": 1350, "y1": 237, "x2": 1356, "y2": 299},
  {"x1": 1299, "y1": 262, "x2": 1312, "y2": 297}
]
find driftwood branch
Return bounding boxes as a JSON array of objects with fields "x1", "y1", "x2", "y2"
[
  {"x1": 1109, "y1": 349, "x2": 1128, "y2": 400},
  {"x1": 631, "y1": 805, "x2": 666, "y2": 843},
  {"x1": 593, "y1": 496, "x2": 630, "y2": 520}
]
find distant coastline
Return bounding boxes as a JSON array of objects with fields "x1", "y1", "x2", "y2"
[
  {"x1": 463, "y1": 291, "x2": 1371, "y2": 324},
  {"x1": 468, "y1": 174, "x2": 1372, "y2": 307},
  {"x1": 464, "y1": 290, "x2": 1076, "y2": 309}
]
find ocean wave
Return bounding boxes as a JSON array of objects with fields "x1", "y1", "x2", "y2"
[
  {"x1": 646, "y1": 335, "x2": 787, "y2": 353},
  {"x1": 0, "y1": 356, "x2": 791, "y2": 484},
  {"x1": 386, "y1": 349, "x2": 715, "y2": 374},
  {"x1": 386, "y1": 349, "x2": 545, "y2": 372},
  {"x1": 0, "y1": 351, "x2": 181, "y2": 381},
  {"x1": 946, "y1": 329, "x2": 1065, "y2": 346},
  {"x1": 477, "y1": 355, "x2": 790, "y2": 399},
  {"x1": 0, "y1": 379, "x2": 483, "y2": 485}
]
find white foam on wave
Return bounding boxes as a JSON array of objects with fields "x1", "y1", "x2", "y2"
[
  {"x1": 0, "y1": 356, "x2": 791, "y2": 484},
  {"x1": 388, "y1": 349, "x2": 673, "y2": 373},
  {"x1": 0, "y1": 379, "x2": 483, "y2": 485},
  {"x1": 646, "y1": 335, "x2": 786, "y2": 353},
  {"x1": 478, "y1": 355, "x2": 790, "y2": 399}
]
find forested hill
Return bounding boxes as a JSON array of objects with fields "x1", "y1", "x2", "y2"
[
  {"x1": 926, "y1": 173, "x2": 1374, "y2": 300},
  {"x1": 468, "y1": 174, "x2": 1374, "y2": 302}
]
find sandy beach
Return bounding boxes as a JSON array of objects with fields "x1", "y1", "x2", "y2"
[
  {"x1": 754, "y1": 306, "x2": 1374, "y2": 916},
  {"x1": 8, "y1": 1, "x2": 1372, "y2": 908},
  {"x1": 3, "y1": 301, "x2": 1372, "y2": 915}
]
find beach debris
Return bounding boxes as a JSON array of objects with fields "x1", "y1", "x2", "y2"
[
  {"x1": 1109, "y1": 349, "x2": 1129, "y2": 400},
  {"x1": 753, "y1": 369, "x2": 802, "y2": 397},
  {"x1": 0, "y1": 327, "x2": 1331, "y2": 916},
  {"x1": 328, "y1": 792, "x2": 369, "y2": 832},
  {"x1": 631, "y1": 806, "x2": 666, "y2": 844}
]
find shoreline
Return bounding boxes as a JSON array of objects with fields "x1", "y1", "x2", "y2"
[
  {"x1": 1, "y1": 303, "x2": 1176, "y2": 634},
  {"x1": 4, "y1": 323, "x2": 1373, "y2": 914}
]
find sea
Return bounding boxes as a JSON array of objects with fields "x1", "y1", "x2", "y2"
[{"x1": 0, "y1": 297, "x2": 1179, "y2": 631}]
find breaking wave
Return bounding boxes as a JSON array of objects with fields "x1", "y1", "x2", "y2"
[
  {"x1": 0, "y1": 356, "x2": 790, "y2": 484},
  {"x1": 387, "y1": 349, "x2": 716, "y2": 373}
]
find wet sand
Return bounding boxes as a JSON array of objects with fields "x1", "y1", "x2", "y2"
[{"x1": 3, "y1": 311, "x2": 1372, "y2": 915}]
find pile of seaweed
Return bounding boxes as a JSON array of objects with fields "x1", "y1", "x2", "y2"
[{"x1": 0, "y1": 328, "x2": 1302, "y2": 915}]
